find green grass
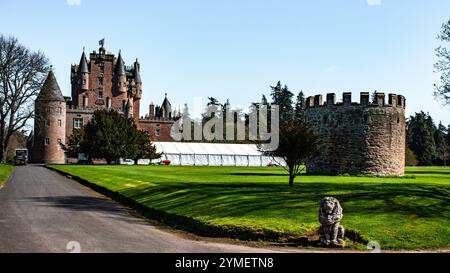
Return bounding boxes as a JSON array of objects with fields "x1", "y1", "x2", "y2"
[
  {"x1": 49, "y1": 165, "x2": 450, "y2": 250},
  {"x1": 0, "y1": 164, "x2": 14, "y2": 188}
]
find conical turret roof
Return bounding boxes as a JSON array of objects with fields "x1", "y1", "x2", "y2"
[
  {"x1": 134, "y1": 59, "x2": 142, "y2": 84},
  {"x1": 161, "y1": 93, "x2": 172, "y2": 112},
  {"x1": 78, "y1": 50, "x2": 89, "y2": 73},
  {"x1": 115, "y1": 51, "x2": 126, "y2": 75},
  {"x1": 37, "y1": 70, "x2": 65, "y2": 102}
]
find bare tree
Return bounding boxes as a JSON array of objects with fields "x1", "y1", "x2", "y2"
[
  {"x1": 0, "y1": 35, "x2": 49, "y2": 162},
  {"x1": 435, "y1": 20, "x2": 450, "y2": 106}
]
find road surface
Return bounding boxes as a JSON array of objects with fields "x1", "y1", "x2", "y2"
[{"x1": 0, "y1": 165, "x2": 278, "y2": 253}]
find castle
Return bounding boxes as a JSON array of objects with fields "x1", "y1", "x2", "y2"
[
  {"x1": 29, "y1": 42, "x2": 406, "y2": 176},
  {"x1": 30, "y1": 42, "x2": 180, "y2": 164},
  {"x1": 305, "y1": 92, "x2": 406, "y2": 176}
]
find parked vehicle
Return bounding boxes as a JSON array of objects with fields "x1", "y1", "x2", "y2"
[
  {"x1": 14, "y1": 149, "x2": 28, "y2": 165},
  {"x1": 160, "y1": 159, "x2": 171, "y2": 165}
]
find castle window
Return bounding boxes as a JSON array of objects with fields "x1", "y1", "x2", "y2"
[
  {"x1": 58, "y1": 120, "x2": 62, "y2": 127},
  {"x1": 83, "y1": 96, "x2": 88, "y2": 108},
  {"x1": 82, "y1": 79, "x2": 86, "y2": 85},
  {"x1": 106, "y1": 97, "x2": 111, "y2": 108},
  {"x1": 155, "y1": 128, "x2": 160, "y2": 136},
  {"x1": 46, "y1": 107, "x2": 51, "y2": 113},
  {"x1": 46, "y1": 119, "x2": 50, "y2": 127},
  {"x1": 98, "y1": 77, "x2": 103, "y2": 86},
  {"x1": 74, "y1": 118, "x2": 83, "y2": 129},
  {"x1": 99, "y1": 63, "x2": 105, "y2": 74},
  {"x1": 98, "y1": 91, "x2": 103, "y2": 98},
  {"x1": 122, "y1": 100, "x2": 126, "y2": 111},
  {"x1": 58, "y1": 107, "x2": 62, "y2": 114},
  {"x1": 44, "y1": 138, "x2": 50, "y2": 146}
]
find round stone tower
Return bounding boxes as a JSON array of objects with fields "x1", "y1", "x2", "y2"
[
  {"x1": 32, "y1": 70, "x2": 66, "y2": 164},
  {"x1": 305, "y1": 92, "x2": 406, "y2": 176}
]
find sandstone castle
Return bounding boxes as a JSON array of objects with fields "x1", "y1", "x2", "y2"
[
  {"x1": 30, "y1": 42, "x2": 180, "y2": 164},
  {"x1": 29, "y1": 42, "x2": 406, "y2": 176}
]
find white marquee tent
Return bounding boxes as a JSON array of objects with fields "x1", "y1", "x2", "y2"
[{"x1": 153, "y1": 142, "x2": 286, "y2": 167}]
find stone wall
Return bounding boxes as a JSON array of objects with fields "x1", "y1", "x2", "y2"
[
  {"x1": 32, "y1": 100, "x2": 66, "y2": 164},
  {"x1": 305, "y1": 92, "x2": 406, "y2": 176}
]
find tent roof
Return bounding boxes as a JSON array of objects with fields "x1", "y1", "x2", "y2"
[{"x1": 154, "y1": 142, "x2": 264, "y2": 156}]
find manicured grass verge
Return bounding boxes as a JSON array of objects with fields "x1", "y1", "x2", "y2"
[
  {"x1": 47, "y1": 165, "x2": 450, "y2": 250},
  {"x1": 0, "y1": 164, "x2": 14, "y2": 189}
]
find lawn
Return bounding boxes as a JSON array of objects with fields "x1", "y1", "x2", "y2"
[
  {"x1": 49, "y1": 165, "x2": 450, "y2": 250},
  {"x1": 0, "y1": 164, "x2": 14, "y2": 188}
]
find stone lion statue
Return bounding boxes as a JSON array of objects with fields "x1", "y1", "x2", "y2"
[{"x1": 318, "y1": 197, "x2": 345, "y2": 247}]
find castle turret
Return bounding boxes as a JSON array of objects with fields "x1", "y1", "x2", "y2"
[
  {"x1": 160, "y1": 93, "x2": 172, "y2": 119},
  {"x1": 305, "y1": 92, "x2": 406, "y2": 176},
  {"x1": 134, "y1": 59, "x2": 142, "y2": 99},
  {"x1": 78, "y1": 50, "x2": 89, "y2": 91},
  {"x1": 32, "y1": 70, "x2": 66, "y2": 164},
  {"x1": 114, "y1": 51, "x2": 127, "y2": 94}
]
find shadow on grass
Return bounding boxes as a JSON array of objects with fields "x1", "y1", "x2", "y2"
[
  {"x1": 120, "y1": 182, "x2": 450, "y2": 220},
  {"x1": 229, "y1": 172, "x2": 288, "y2": 176}
]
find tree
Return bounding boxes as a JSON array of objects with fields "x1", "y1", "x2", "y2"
[
  {"x1": 259, "y1": 120, "x2": 319, "y2": 186},
  {"x1": 270, "y1": 81, "x2": 294, "y2": 124},
  {"x1": 261, "y1": 94, "x2": 268, "y2": 105},
  {"x1": 406, "y1": 112, "x2": 437, "y2": 166},
  {"x1": 435, "y1": 122, "x2": 449, "y2": 166},
  {"x1": 81, "y1": 109, "x2": 158, "y2": 164},
  {"x1": 62, "y1": 128, "x2": 85, "y2": 159},
  {"x1": 294, "y1": 91, "x2": 306, "y2": 125},
  {"x1": 434, "y1": 19, "x2": 450, "y2": 106},
  {"x1": 181, "y1": 103, "x2": 190, "y2": 118},
  {"x1": 129, "y1": 130, "x2": 161, "y2": 165},
  {"x1": 0, "y1": 35, "x2": 49, "y2": 162},
  {"x1": 405, "y1": 146, "x2": 419, "y2": 166}
]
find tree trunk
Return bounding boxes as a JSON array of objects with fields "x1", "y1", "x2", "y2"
[
  {"x1": 289, "y1": 174, "x2": 294, "y2": 187},
  {"x1": 1, "y1": 147, "x2": 7, "y2": 163},
  {"x1": 288, "y1": 164, "x2": 295, "y2": 186}
]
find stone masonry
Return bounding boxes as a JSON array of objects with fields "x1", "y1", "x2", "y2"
[{"x1": 305, "y1": 92, "x2": 406, "y2": 176}]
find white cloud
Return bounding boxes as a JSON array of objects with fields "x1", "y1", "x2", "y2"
[
  {"x1": 366, "y1": 0, "x2": 381, "y2": 6},
  {"x1": 66, "y1": 0, "x2": 81, "y2": 6}
]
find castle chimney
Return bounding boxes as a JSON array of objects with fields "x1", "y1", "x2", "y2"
[{"x1": 149, "y1": 102, "x2": 155, "y2": 120}]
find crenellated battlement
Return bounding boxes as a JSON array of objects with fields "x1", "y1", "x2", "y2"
[{"x1": 306, "y1": 92, "x2": 405, "y2": 109}]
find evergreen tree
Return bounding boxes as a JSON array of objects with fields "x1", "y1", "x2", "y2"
[
  {"x1": 270, "y1": 81, "x2": 294, "y2": 124},
  {"x1": 261, "y1": 94, "x2": 268, "y2": 105},
  {"x1": 435, "y1": 122, "x2": 449, "y2": 166},
  {"x1": 294, "y1": 91, "x2": 306, "y2": 125},
  {"x1": 182, "y1": 103, "x2": 190, "y2": 118},
  {"x1": 407, "y1": 112, "x2": 437, "y2": 166},
  {"x1": 81, "y1": 109, "x2": 157, "y2": 164}
]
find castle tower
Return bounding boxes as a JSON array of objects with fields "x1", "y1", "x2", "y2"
[
  {"x1": 78, "y1": 50, "x2": 89, "y2": 91},
  {"x1": 160, "y1": 93, "x2": 172, "y2": 120},
  {"x1": 32, "y1": 70, "x2": 66, "y2": 164},
  {"x1": 114, "y1": 51, "x2": 127, "y2": 95},
  {"x1": 305, "y1": 92, "x2": 406, "y2": 176},
  {"x1": 132, "y1": 59, "x2": 142, "y2": 121}
]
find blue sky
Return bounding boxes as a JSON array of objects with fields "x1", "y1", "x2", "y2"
[{"x1": 1, "y1": 0, "x2": 450, "y2": 125}]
